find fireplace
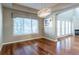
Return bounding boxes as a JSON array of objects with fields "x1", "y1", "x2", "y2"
[{"x1": 75, "y1": 29, "x2": 79, "y2": 35}]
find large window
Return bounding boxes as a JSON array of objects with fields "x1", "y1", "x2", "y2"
[
  {"x1": 13, "y1": 17, "x2": 39, "y2": 35},
  {"x1": 57, "y1": 9, "x2": 73, "y2": 37},
  {"x1": 57, "y1": 20, "x2": 72, "y2": 37}
]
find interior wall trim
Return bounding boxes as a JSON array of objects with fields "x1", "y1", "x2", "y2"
[
  {"x1": 2, "y1": 37, "x2": 43, "y2": 45},
  {"x1": 43, "y1": 37, "x2": 57, "y2": 42},
  {"x1": 2, "y1": 37, "x2": 57, "y2": 45}
]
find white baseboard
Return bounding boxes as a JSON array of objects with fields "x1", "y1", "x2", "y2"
[
  {"x1": 2, "y1": 37, "x2": 57, "y2": 45},
  {"x1": 43, "y1": 37, "x2": 57, "y2": 42},
  {"x1": 2, "y1": 37, "x2": 44, "y2": 45}
]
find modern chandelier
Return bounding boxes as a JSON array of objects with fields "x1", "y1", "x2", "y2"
[{"x1": 37, "y1": 8, "x2": 51, "y2": 18}]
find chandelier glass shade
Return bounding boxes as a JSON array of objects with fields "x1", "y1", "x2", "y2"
[{"x1": 37, "y1": 8, "x2": 51, "y2": 18}]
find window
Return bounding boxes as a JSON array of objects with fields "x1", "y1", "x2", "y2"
[
  {"x1": 69, "y1": 21, "x2": 71, "y2": 34},
  {"x1": 13, "y1": 17, "x2": 39, "y2": 35},
  {"x1": 66, "y1": 21, "x2": 69, "y2": 35},
  {"x1": 57, "y1": 9, "x2": 73, "y2": 37},
  {"x1": 57, "y1": 20, "x2": 61, "y2": 36},
  {"x1": 62, "y1": 21, "x2": 65, "y2": 35}
]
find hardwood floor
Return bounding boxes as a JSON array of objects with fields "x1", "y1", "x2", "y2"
[{"x1": 1, "y1": 36, "x2": 79, "y2": 55}]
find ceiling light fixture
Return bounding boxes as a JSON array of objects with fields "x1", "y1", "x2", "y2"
[{"x1": 37, "y1": 8, "x2": 51, "y2": 18}]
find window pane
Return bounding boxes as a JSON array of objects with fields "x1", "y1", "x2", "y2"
[
  {"x1": 24, "y1": 18, "x2": 31, "y2": 34},
  {"x1": 69, "y1": 21, "x2": 71, "y2": 34},
  {"x1": 14, "y1": 17, "x2": 24, "y2": 35},
  {"x1": 66, "y1": 21, "x2": 69, "y2": 35},
  {"x1": 62, "y1": 21, "x2": 65, "y2": 35},
  {"x1": 57, "y1": 20, "x2": 61, "y2": 36},
  {"x1": 32, "y1": 19, "x2": 39, "y2": 33}
]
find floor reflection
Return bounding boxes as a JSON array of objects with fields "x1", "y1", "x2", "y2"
[
  {"x1": 14, "y1": 43, "x2": 39, "y2": 55},
  {"x1": 56, "y1": 36, "x2": 79, "y2": 55}
]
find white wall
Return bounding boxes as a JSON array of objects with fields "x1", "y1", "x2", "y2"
[
  {"x1": 74, "y1": 20, "x2": 79, "y2": 29},
  {"x1": 73, "y1": 8, "x2": 79, "y2": 30},
  {"x1": 44, "y1": 13, "x2": 56, "y2": 41},
  {"x1": 0, "y1": 4, "x2": 3, "y2": 50}
]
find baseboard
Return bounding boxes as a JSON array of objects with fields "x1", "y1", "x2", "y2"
[
  {"x1": 43, "y1": 37, "x2": 57, "y2": 42},
  {"x1": 2, "y1": 36, "x2": 57, "y2": 46},
  {"x1": 2, "y1": 37, "x2": 44, "y2": 45},
  {"x1": 56, "y1": 35, "x2": 72, "y2": 39}
]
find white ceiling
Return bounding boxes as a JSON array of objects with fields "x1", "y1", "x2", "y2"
[{"x1": 17, "y1": 3, "x2": 57, "y2": 10}]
